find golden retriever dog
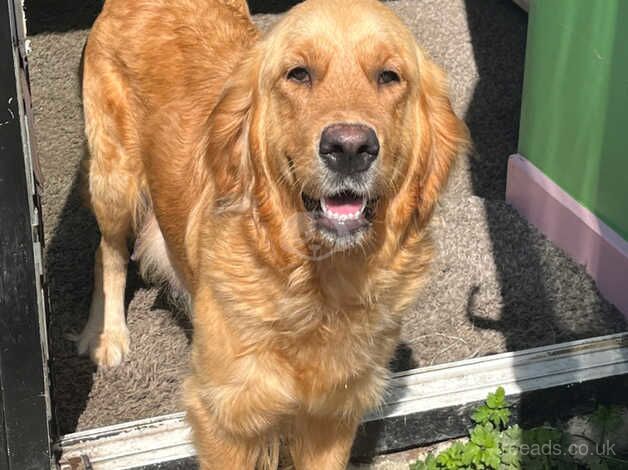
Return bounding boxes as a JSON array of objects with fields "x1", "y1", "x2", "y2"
[{"x1": 79, "y1": 0, "x2": 469, "y2": 467}]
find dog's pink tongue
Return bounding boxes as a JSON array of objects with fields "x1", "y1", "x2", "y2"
[{"x1": 323, "y1": 195, "x2": 364, "y2": 215}]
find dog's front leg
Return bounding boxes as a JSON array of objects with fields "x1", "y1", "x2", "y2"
[
  {"x1": 186, "y1": 410, "x2": 260, "y2": 469},
  {"x1": 185, "y1": 381, "x2": 271, "y2": 470},
  {"x1": 289, "y1": 413, "x2": 360, "y2": 470}
]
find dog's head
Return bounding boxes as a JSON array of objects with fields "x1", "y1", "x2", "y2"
[{"x1": 209, "y1": 0, "x2": 469, "y2": 256}]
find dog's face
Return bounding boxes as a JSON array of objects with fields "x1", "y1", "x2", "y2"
[{"x1": 214, "y1": 0, "x2": 468, "y2": 253}]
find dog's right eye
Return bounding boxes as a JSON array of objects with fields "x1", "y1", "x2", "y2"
[{"x1": 287, "y1": 67, "x2": 311, "y2": 85}]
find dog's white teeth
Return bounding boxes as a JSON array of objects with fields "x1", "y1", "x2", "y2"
[
  {"x1": 320, "y1": 196, "x2": 367, "y2": 222},
  {"x1": 321, "y1": 208, "x2": 363, "y2": 221}
]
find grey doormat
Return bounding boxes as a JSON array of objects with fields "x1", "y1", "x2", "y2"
[{"x1": 27, "y1": 0, "x2": 626, "y2": 434}]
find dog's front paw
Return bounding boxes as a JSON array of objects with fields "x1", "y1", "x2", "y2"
[{"x1": 77, "y1": 327, "x2": 130, "y2": 368}]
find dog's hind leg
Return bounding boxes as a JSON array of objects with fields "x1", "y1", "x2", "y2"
[{"x1": 77, "y1": 54, "x2": 142, "y2": 367}]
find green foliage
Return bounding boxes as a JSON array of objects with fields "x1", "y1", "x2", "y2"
[
  {"x1": 471, "y1": 387, "x2": 511, "y2": 429},
  {"x1": 409, "y1": 389, "x2": 626, "y2": 470},
  {"x1": 589, "y1": 405, "x2": 623, "y2": 441}
]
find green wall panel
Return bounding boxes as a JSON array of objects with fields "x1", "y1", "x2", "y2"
[{"x1": 519, "y1": 0, "x2": 628, "y2": 240}]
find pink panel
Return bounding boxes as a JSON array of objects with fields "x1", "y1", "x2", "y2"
[{"x1": 506, "y1": 154, "x2": 628, "y2": 317}]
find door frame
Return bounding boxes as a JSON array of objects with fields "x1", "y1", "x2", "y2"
[{"x1": 0, "y1": 0, "x2": 54, "y2": 468}]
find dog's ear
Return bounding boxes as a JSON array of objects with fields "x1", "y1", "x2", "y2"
[
  {"x1": 206, "y1": 46, "x2": 261, "y2": 203},
  {"x1": 414, "y1": 48, "x2": 469, "y2": 225}
]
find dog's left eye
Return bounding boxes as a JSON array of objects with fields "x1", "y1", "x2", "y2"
[
  {"x1": 378, "y1": 70, "x2": 400, "y2": 85},
  {"x1": 287, "y1": 66, "x2": 312, "y2": 85}
]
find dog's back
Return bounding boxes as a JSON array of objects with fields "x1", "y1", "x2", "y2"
[
  {"x1": 78, "y1": 0, "x2": 258, "y2": 365},
  {"x1": 83, "y1": 0, "x2": 258, "y2": 282},
  {"x1": 86, "y1": 0, "x2": 256, "y2": 116}
]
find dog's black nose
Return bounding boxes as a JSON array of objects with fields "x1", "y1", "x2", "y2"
[{"x1": 319, "y1": 123, "x2": 379, "y2": 175}]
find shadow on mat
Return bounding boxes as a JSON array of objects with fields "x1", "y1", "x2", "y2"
[
  {"x1": 249, "y1": 0, "x2": 302, "y2": 14},
  {"x1": 23, "y1": 0, "x2": 304, "y2": 35},
  {"x1": 463, "y1": 0, "x2": 625, "y2": 433},
  {"x1": 45, "y1": 170, "x2": 148, "y2": 434},
  {"x1": 46, "y1": 168, "x2": 197, "y2": 434},
  {"x1": 45, "y1": 171, "x2": 97, "y2": 434},
  {"x1": 24, "y1": 0, "x2": 104, "y2": 35}
]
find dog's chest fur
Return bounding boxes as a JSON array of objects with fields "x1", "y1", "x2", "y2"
[{"x1": 189, "y1": 214, "x2": 431, "y2": 419}]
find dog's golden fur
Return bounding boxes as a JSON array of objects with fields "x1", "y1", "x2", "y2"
[{"x1": 80, "y1": 0, "x2": 469, "y2": 468}]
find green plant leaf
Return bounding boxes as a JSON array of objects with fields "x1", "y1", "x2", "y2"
[
  {"x1": 471, "y1": 424, "x2": 499, "y2": 449},
  {"x1": 486, "y1": 387, "x2": 507, "y2": 410},
  {"x1": 481, "y1": 446, "x2": 502, "y2": 469},
  {"x1": 472, "y1": 405, "x2": 512, "y2": 430},
  {"x1": 472, "y1": 405, "x2": 492, "y2": 425},
  {"x1": 436, "y1": 455, "x2": 455, "y2": 469},
  {"x1": 500, "y1": 448, "x2": 520, "y2": 468},
  {"x1": 493, "y1": 408, "x2": 512, "y2": 428},
  {"x1": 437, "y1": 442, "x2": 473, "y2": 470},
  {"x1": 447, "y1": 442, "x2": 467, "y2": 462},
  {"x1": 410, "y1": 453, "x2": 440, "y2": 470},
  {"x1": 461, "y1": 442, "x2": 483, "y2": 466},
  {"x1": 500, "y1": 425, "x2": 522, "y2": 449},
  {"x1": 523, "y1": 426, "x2": 562, "y2": 446},
  {"x1": 589, "y1": 405, "x2": 623, "y2": 439}
]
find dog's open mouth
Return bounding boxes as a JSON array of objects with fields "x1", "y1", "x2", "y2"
[{"x1": 301, "y1": 191, "x2": 377, "y2": 244}]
